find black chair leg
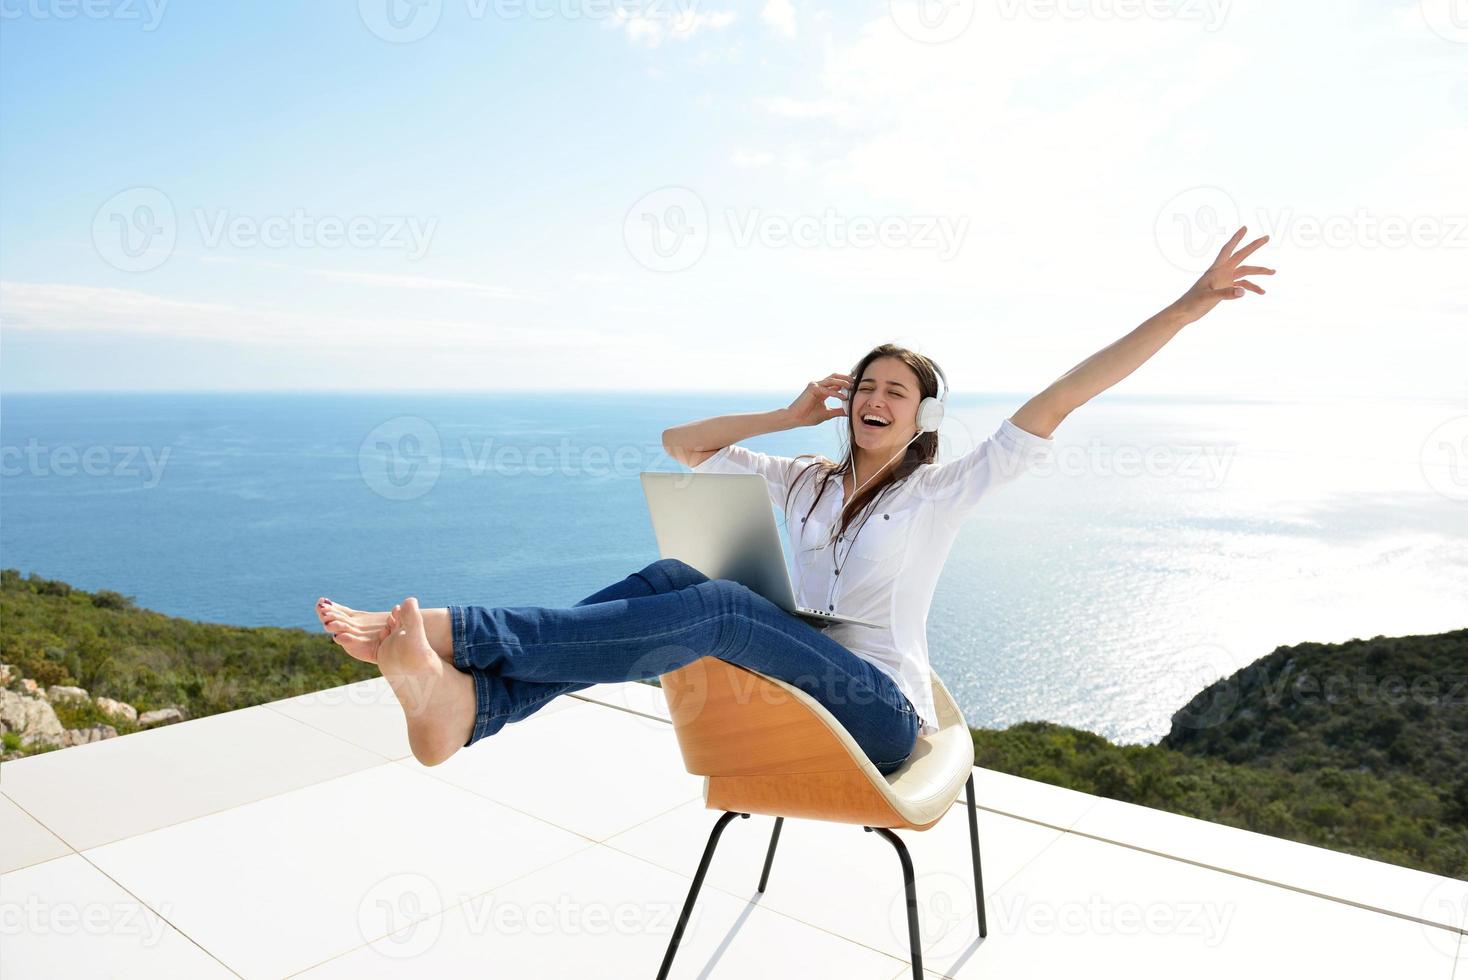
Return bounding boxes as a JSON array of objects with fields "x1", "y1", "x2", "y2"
[
  {"x1": 865, "y1": 826, "x2": 923, "y2": 979},
  {"x1": 966, "y1": 772, "x2": 988, "y2": 938},
  {"x1": 757, "y1": 816, "x2": 783, "y2": 893},
  {"x1": 657, "y1": 811, "x2": 748, "y2": 980}
]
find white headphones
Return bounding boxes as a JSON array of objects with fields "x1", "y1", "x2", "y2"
[
  {"x1": 915, "y1": 360, "x2": 949, "y2": 434},
  {"x1": 848, "y1": 358, "x2": 949, "y2": 501}
]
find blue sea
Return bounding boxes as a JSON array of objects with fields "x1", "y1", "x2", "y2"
[{"x1": 2, "y1": 391, "x2": 1465, "y2": 745}]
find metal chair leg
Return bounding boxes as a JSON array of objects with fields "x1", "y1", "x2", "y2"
[
  {"x1": 757, "y1": 816, "x2": 783, "y2": 893},
  {"x1": 966, "y1": 772, "x2": 988, "y2": 938},
  {"x1": 656, "y1": 811, "x2": 748, "y2": 980},
  {"x1": 865, "y1": 826, "x2": 923, "y2": 979}
]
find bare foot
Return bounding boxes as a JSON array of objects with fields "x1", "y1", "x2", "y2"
[
  {"x1": 378, "y1": 597, "x2": 476, "y2": 767},
  {"x1": 317, "y1": 597, "x2": 453, "y2": 665}
]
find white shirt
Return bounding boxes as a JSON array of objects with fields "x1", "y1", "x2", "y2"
[{"x1": 690, "y1": 417, "x2": 1055, "y2": 737}]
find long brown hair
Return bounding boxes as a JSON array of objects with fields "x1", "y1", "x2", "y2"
[{"x1": 782, "y1": 343, "x2": 945, "y2": 541}]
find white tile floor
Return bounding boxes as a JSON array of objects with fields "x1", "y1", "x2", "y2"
[
  {"x1": 0, "y1": 792, "x2": 70, "y2": 874},
  {"x1": 1, "y1": 677, "x2": 1463, "y2": 980}
]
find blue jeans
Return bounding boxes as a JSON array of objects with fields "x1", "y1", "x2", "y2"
[{"x1": 448, "y1": 558, "x2": 920, "y2": 775}]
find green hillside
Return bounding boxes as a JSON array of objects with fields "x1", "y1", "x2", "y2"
[
  {"x1": 0, "y1": 569, "x2": 375, "y2": 721},
  {"x1": 973, "y1": 628, "x2": 1468, "y2": 879}
]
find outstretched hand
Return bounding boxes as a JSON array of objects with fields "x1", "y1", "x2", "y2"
[{"x1": 1173, "y1": 226, "x2": 1275, "y2": 324}]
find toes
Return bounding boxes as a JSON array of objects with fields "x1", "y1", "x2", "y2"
[
  {"x1": 400, "y1": 597, "x2": 424, "y2": 631},
  {"x1": 330, "y1": 627, "x2": 382, "y2": 664}
]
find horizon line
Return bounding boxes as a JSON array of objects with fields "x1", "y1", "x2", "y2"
[{"x1": 0, "y1": 388, "x2": 1457, "y2": 406}]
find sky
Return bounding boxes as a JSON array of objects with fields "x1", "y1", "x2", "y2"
[{"x1": 1, "y1": 0, "x2": 1464, "y2": 400}]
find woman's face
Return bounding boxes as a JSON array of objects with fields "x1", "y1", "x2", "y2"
[{"x1": 850, "y1": 356, "x2": 924, "y2": 456}]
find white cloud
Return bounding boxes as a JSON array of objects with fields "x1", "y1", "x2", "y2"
[
  {"x1": 760, "y1": 0, "x2": 797, "y2": 39},
  {"x1": 0, "y1": 281, "x2": 593, "y2": 349},
  {"x1": 303, "y1": 269, "x2": 541, "y2": 302}
]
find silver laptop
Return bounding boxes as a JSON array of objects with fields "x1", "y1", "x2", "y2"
[{"x1": 640, "y1": 471, "x2": 881, "y2": 630}]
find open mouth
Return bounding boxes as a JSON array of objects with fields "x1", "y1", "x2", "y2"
[{"x1": 860, "y1": 414, "x2": 891, "y2": 430}]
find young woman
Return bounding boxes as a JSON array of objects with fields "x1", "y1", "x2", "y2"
[{"x1": 316, "y1": 227, "x2": 1272, "y2": 771}]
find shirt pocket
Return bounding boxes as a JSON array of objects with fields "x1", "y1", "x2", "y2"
[
  {"x1": 848, "y1": 508, "x2": 914, "y2": 563},
  {"x1": 794, "y1": 515, "x2": 832, "y2": 567}
]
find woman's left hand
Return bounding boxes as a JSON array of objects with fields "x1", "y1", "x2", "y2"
[{"x1": 1172, "y1": 225, "x2": 1275, "y2": 325}]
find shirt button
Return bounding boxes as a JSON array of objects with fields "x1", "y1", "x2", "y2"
[
  {"x1": 883, "y1": 513, "x2": 890, "y2": 520},
  {"x1": 834, "y1": 569, "x2": 840, "y2": 576},
  {"x1": 828, "y1": 605, "x2": 834, "y2": 611}
]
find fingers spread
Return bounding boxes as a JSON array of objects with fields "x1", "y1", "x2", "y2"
[
  {"x1": 1231, "y1": 234, "x2": 1271, "y2": 264},
  {"x1": 1216, "y1": 225, "x2": 1247, "y2": 263}
]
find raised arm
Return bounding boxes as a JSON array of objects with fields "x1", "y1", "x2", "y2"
[
  {"x1": 1010, "y1": 226, "x2": 1275, "y2": 438},
  {"x1": 661, "y1": 372, "x2": 852, "y2": 468}
]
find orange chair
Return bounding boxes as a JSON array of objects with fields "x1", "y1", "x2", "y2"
[{"x1": 654, "y1": 656, "x2": 987, "y2": 979}]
